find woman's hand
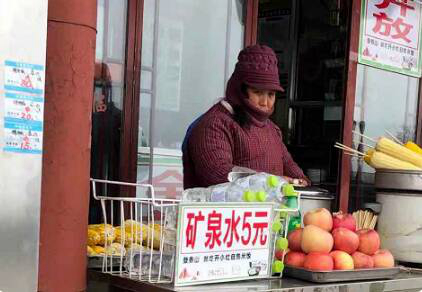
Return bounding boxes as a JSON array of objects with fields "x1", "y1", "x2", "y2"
[
  {"x1": 295, "y1": 178, "x2": 310, "y2": 187},
  {"x1": 283, "y1": 176, "x2": 310, "y2": 187}
]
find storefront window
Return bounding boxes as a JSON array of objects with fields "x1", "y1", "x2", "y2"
[
  {"x1": 137, "y1": 0, "x2": 245, "y2": 198},
  {"x1": 349, "y1": 64, "x2": 420, "y2": 210},
  {"x1": 90, "y1": 0, "x2": 128, "y2": 222},
  {"x1": 95, "y1": 0, "x2": 127, "y2": 110}
]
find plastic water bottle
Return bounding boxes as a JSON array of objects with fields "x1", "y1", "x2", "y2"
[
  {"x1": 225, "y1": 183, "x2": 246, "y2": 202},
  {"x1": 248, "y1": 173, "x2": 269, "y2": 191},
  {"x1": 248, "y1": 173, "x2": 292, "y2": 203},
  {"x1": 182, "y1": 188, "x2": 211, "y2": 202},
  {"x1": 209, "y1": 182, "x2": 231, "y2": 202}
]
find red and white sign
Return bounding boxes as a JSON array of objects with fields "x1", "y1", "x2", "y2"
[
  {"x1": 359, "y1": 0, "x2": 422, "y2": 76},
  {"x1": 175, "y1": 203, "x2": 274, "y2": 286}
]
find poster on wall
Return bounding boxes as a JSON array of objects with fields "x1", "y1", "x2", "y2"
[
  {"x1": 359, "y1": 0, "x2": 422, "y2": 77},
  {"x1": 2, "y1": 60, "x2": 45, "y2": 154}
]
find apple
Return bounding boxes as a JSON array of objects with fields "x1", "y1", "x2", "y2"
[
  {"x1": 304, "y1": 252, "x2": 334, "y2": 271},
  {"x1": 332, "y1": 211, "x2": 357, "y2": 232},
  {"x1": 332, "y1": 227, "x2": 359, "y2": 254},
  {"x1": 301, "y1": 225, "x2": 334, "y2": 254},
  {"x1": 287, "y1": 228, "x2": 303, "y2": 252},
  {"x1": 373, "y1": 249, "x2": 395, "y2": 268},
  {"x1": 303, "y1": 208, "x2": 333, "y2": 231},
  {"x1": 330, "y1": 250, "x2": 354, "y2": 270},
  {"x1": 275, "y1": 249, "x2": 287, "y2": 260},
  {"x1": 352, "y1": 251, "x2": 374, "y2": 269},
  {"x1": 285, "y1": 251, "x2": 306, "y2": 268},
  {"x1": 357, "y1": 229, "x2": 380, "y2": 256}
]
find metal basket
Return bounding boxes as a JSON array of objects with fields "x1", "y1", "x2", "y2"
[{"x1": 90, "y1": 178, "x2": 300, "y2": 286}]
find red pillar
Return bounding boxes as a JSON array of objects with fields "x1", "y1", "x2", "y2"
[{"x1": 38, "y1": 0, "x2": 97, "y2": 291}]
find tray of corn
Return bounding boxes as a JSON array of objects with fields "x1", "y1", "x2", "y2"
[
  {"x1": 335, "y1": 134, "x2": 422, "y2": 172},
  {"x1": 86, "y1": 220, "x2": 175, "y2": 268}
]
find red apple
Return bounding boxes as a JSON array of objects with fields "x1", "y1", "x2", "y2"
[
  {"x1": 357, "y1": 229, "x2": 380, "y2": 256},
  {"x1": 352, "y1": 251, "x2": 374, "y2": 269},
  {"x1": 304, "y1": 252, "x2": 334, "y2": 271},
  {"x1": 275, "y1": 249, "x2": 287, "y2": 260},
  {"x1": 285, "y1": 251, "x2": 306, "y2": 268},
  {"x1": 332, "y1": 211, "x2": 357, "y2": 232},
  {"x1": 332, "y1": 227, "x2": 359, "y2": 254},
  {"x1": 287, "y1": 228, "x2": 303, "y2": 252}
]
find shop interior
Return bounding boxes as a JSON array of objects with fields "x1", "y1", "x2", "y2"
[{"x1": 258, "y1": 0, "x2": 350, "y2": 194}]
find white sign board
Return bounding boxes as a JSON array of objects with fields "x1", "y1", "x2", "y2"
[
  {"x1": 175, "y1": 203, "x2": 275, "y2": 286},
  {"x1": 359, "y1": 0, "x2": 422, "y2": 77}
]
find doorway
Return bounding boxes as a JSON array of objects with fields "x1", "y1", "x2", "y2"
[{"x1": 257, "y1": 0, "x2": 351, "y2": 194}]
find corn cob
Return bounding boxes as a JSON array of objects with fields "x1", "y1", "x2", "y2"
[
  {"x1": 370, "y1": 150, "x2": 422, "y2": 171},
  {"x1": 124, "y1": 220, "x2": 148, "y2": 243},
  {"x1": 376, "y1": 137, "x2": 422, "y2": 168},
  {"x1": 87, "y1": 229, "x2": 100, "y2": 246},
  {"x1": 364, "y1": 149, "x2": 375, "y2": 168},
  {"x1": 405, "y1": 141, "x2": 422, "y2": 156},
  {"x1": 114, "y1": 228, "x2": 135, "y2": 247},
  {"x1": 87, "y1": 245, "x2": 96, "y2": 256},
  {"x1": 92, "y1": 245, "x2": 105, "y2": 255}
]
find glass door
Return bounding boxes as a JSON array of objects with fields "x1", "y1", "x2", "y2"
[{"x1": 137, "y1": 0, "x2": 246, "y2": 198}]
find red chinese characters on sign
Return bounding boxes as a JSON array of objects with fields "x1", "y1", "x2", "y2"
[
  {"x1": 205, "y1": 211, "x2": 223, "y2": 249},
  {"x1": 223, "y1": 210, "x2": 240, "y2": 248},
  {"x1": 185, "y1": 211, "x2": 205, "y2": 249},
  {"x1": 184, "y1": 208, "x2": 270, "y2": 251},
  {"x1": 252, "y1": 211, "x2": 269, "y2": 245},
  {"x1": 372, "y1": 0, "x2": 415, "y2": 43}
]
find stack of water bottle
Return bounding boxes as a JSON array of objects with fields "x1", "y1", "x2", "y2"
[
  {"x1": 182, "y1": 172, "x2": 296, "y2": 203},
  {"x1": 182, "y1": 172, "x2": 301, "y2": 275}
]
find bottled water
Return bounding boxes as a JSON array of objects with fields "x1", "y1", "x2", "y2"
[
  {"x1": 248, "y1": 173, "x2": 291, "y2": 203},
  {"x1": 182, "y1": 172, "x2": 297, "y2": 204},
  {"x1": 182, "y1": 188, "x2": 210, "y2": 202},
  {"x1": 225, "y1": 183, "x2": 247, "y2": 202},
  {"x1": 209, "y1": 182, "x2": 231, "y2": 202}
]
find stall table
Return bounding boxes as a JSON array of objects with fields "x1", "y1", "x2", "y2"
[{"x1": 88, "y1": 268, "x2": 422, "y2": 292}]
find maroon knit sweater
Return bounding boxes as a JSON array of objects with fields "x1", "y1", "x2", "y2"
[{"x1": 183, "y1": 103, "x2": 307, "y2": 189}]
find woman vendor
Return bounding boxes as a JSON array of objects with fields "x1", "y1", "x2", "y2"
[{"x1": 183, "y1": 44, "x2": 309, "y2": 189}]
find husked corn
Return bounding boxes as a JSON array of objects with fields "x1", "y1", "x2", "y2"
[
  {"x1": 370, "y1": 150, "x2": 422, "y2": 171},
  {"x1": 376, "y1": 137, "x2": 422, "y2": 168},
  {"x1": 145, "y1": 224, "x2": 162, "y2": 249},
  {"x1": 93, "y1": 245, "x2": 105, "y2": 254},
  {"x1": 364, "y1": 149, "x2": 375, "y2": 168},
  {"x1": 114, "y1": 228, "x2": 135, "y2": 247},
  {"x1": 87, "y1": 245, "x2": 96, "y2": 256},
  {"x1": 124, "y1": 220, "x2": 148, "y2": 242},
  {"x1": 87, "y1": 229, "x2": 100, "y2": 246},
  {"x1": 405, "y1": 141, "x2": 422, "y2": 156}
]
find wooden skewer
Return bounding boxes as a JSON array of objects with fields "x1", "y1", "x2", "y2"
[
  {"x1": 335, "y1": 142, "x2": 355, "y2": 151},
  {"x1": 364, "y1": 212, "x2": 373, "y2": 229},
  {"x1": 385, "y1": 130, "x2": 404, "y2": 145},
  {"x1": 334, "y1": 143, "x2": 366, "y2": 156},
  {"x1": 362, "y1": 211, "x2": 368, "y2": 229},
  {"x1": 358, "y1": 142, "x2": 375, "y2": 149},
  {"x1": 370, "y1": 215, "x2": 378, "y2": 229},
  {"x1": 343, "y1": 151, "x2": 362, "y2": 158},
  {"x1": 352, "y1": 130, "x2": 378, "y2": 143},
  {"x1": 336, "y1": 142, "x2": 363, "y2": 153}
]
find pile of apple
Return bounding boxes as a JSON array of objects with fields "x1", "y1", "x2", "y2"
[{"x1": 282, "y1": 208, "x2": 395, "y2": 271}]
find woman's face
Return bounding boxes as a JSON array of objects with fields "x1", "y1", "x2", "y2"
[{"x1": 246, "y1": 87, "x2": 276, "y2": 113}]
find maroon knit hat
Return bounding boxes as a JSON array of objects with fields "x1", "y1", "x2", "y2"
[{"x1": 235, "y1": 44, "x2": 284, "y2": 92}]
